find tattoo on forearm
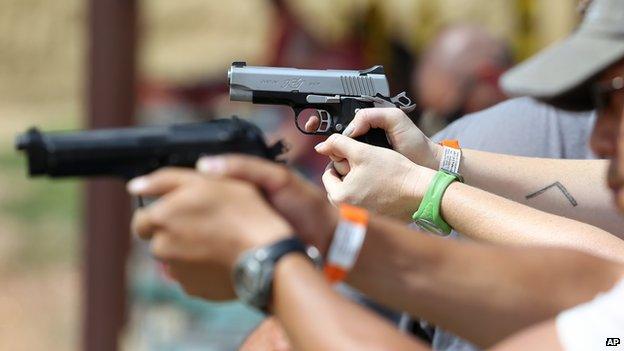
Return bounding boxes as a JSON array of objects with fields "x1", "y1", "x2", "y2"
[{"x1": 525, "y1": 182, "x2": 578, "y2": 207}]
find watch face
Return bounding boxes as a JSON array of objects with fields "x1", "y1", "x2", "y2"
[
  {"x1": 233, "y1": 240, "x2": 311, "y2": 312},
  {"x1": 414, "y1": 218, "x2": 446, "y2": 236},
  {"x1": 233, "y1": 253, "x2": 264, "y2": 305}
]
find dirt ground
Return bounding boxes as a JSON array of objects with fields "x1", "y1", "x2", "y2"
[{"x1": 0, "y1": 263, "x2": 79, "y2": 350}]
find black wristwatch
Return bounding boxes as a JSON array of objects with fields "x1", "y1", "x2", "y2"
[{"x1": 232, "y1": 237, "x2": 321, "y2": 313}]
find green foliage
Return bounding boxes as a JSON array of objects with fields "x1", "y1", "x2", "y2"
[{"x1": 0, "y1": 151, "x2": 80, "y2": 267}]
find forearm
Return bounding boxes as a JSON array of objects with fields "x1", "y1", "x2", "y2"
[
  {"x1": 441, "y1": 181, "x2": 624, "y2": 262},
  {"x1": 346, "y1": 215, "x2": 624, "y2": 347},
  {"x1": 273, "y1": 253, "x2": 425, "y2": 351},
  {"x1": 453, "y1": 149, "x2": 624, "y2": 236}
]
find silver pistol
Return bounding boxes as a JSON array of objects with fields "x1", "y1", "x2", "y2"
[{"x1": 228, "y1": 62, "x2": 415, "y2": 148}]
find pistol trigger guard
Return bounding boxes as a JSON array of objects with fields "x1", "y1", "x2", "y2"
[
  {"x1": 294, "y1": 117, "x2": 316, "y2": 135},
  {"x1": 293, "y1": 108, "x2": 311, "y2": 135},
  {"x1": 294, "y1": 109, "x2": 329, "y2": 136}
]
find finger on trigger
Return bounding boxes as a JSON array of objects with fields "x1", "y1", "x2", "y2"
[{"x1": 304, "y1": 115, "x2": 321, "y2": 133}]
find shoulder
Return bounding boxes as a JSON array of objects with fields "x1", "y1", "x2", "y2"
[
  {"x1": 435, "y1": 97, "x2": 588, "y2": 139},
  {"x1": 432, "y1": 98, "x2": 594, "y2": 158}
]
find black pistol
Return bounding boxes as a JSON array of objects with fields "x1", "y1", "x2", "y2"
[{"x1": 15, "y1": 117, "x2": 284, "y2": 179}]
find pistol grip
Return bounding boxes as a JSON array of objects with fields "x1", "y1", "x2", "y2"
[{"x1": 355, "y1": 128, "x2": 391, "y2": 148}]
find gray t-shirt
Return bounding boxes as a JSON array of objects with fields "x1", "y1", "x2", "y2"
[
  {"x1": 428, "y1": 97, "x2": 595, "y2": 351},
  {"x1": 432, "y1": 97, "x2": 595, "y2": 158}
]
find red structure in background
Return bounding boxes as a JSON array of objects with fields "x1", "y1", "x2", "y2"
[
  {"x1": 268, "y1": 0, "x2": 365, "y2": 69},
  {"x1": 84, "y1": 0, "x2": 136, "y2": 350}
]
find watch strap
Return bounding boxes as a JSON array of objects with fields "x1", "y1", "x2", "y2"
[
  {"x1": 412, "y1": 170, "x2": 459, "y2": 235},
  {"x1": 261, "y1": 237, "x2": 309, "y2": 264}
]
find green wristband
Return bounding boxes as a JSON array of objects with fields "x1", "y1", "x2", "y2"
[{"x1": 411, "y1": 170, "x2": 460, "y2": 236}]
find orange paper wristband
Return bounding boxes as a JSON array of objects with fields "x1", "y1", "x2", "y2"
[
  {"x1": 340, "y1": 204, "x2": 369, "y2": 225},
  {"x1": 440, "y1": 139, "x2": 460, "y2": 149},
  {"x1": 324, "y1": 204, "x2": 369, "y2": 284}
]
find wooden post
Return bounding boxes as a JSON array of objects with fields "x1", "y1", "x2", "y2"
[{"x1": 85, "y1": 0, "x2": 136, "y2": 350}]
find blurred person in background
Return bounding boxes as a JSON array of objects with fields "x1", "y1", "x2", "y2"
[{"x1": 415, "y1": 24, "x2": 514, "y2": 135}]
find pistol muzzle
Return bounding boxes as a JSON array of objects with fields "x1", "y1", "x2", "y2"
[{"x1": 15, "y1": 128, "x2": 47, "y2": 175}]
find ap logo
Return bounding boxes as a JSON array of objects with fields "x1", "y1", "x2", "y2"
[{"x1": 607, "y1": 337, "x2": 621, "y2": 347}]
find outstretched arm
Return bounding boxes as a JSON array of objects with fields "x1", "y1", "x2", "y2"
[
  {"x1": 343, "y1": 108, "x2": 624, "y2": 236},
  {"x1": 450, "y1": 151, "x2": 621, "y2": 236},
  {"x1": 273, "y1": 254, "x2": 426, "y2": 351},
  {"x1": 348, "y1": 214, "x2": 623, "y2": 347},
  {"x1": 440, "y1": 173, "x2": 624, "y2": 261},
  {"x1": 316, "y1": 134, "x2": 624, "y2": 262},
  {"x1": 491, "y1": 320, "x2": 563, "y2": 351}
]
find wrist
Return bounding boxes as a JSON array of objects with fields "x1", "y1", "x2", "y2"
[
  {"x1": 426, "y1": 142, "x2": 444, "y2": 170},
  {"x1": 237, "y1": 220, "x2": 294, "y2": 265},
  {"x1": 317, "y1": 205, "x2": 340, "y2": 257},
  {"x1": 274, "y1": 251, "x2": 312, "y2": 276},
  {"x1": 269, "y1": 252, "x2": 316, "y2": 314},
  {"x1": 404, "y1": 164, "x2": 436, "y2": 205}
]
